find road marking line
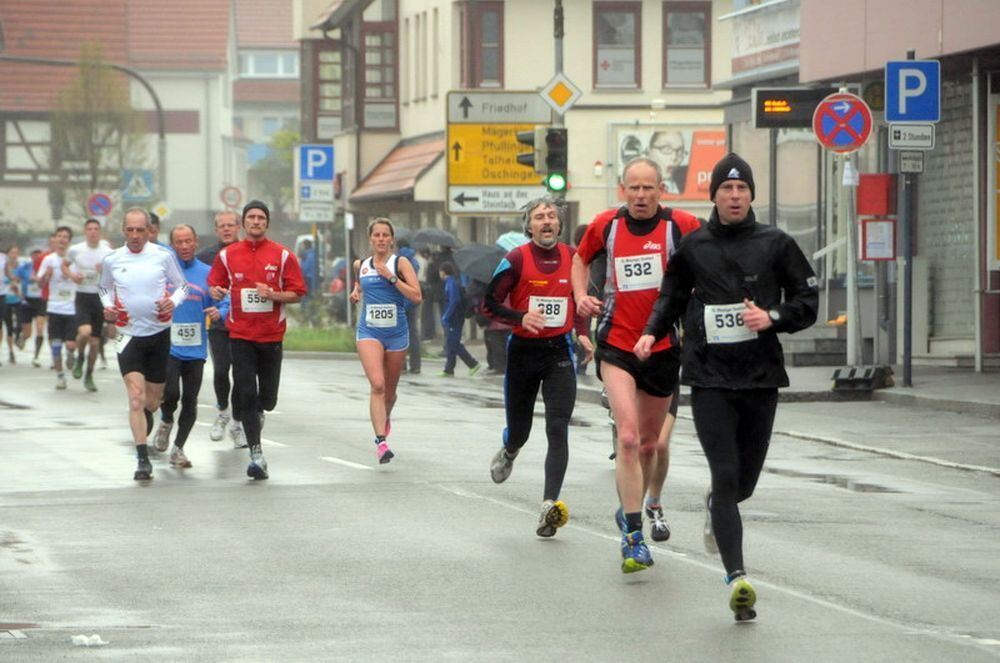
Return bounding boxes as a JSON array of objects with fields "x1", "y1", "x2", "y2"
[
  {"x1": 320, "y1": 456, "x2": 372, "y2": 471},
  {"x1": 431, "y1": 482, "x2": 995, "y2": 654},
  {"x1": 779, "y1": 429, "x2": 1000, "y2": 477},
  {"x1": 262, "y1": 438, "x2": 286, "y2": 447}
]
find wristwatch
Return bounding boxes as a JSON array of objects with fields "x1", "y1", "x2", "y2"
[
  {"x1": 768, "y1": 309, "x2": 781, "y2": 323},
  {"x1": 389, "y1": 276, "x2": 398, "y2": 284}
]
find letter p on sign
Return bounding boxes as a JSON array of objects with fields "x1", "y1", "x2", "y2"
[
  {"x1": 297, "y1": 145, "x2": 335, "y2": 181},
  {"x1": 885, "y1": 60, "x2": 940, "y2": 124}
]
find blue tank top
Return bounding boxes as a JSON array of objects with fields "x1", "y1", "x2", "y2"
[{"x1": 357, "y1": 255, "x2": 408, "y2": 334}]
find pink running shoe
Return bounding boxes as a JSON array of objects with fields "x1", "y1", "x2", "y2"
[{"x1": 376, "y1": 440, "x2": 394, "y2": 464}]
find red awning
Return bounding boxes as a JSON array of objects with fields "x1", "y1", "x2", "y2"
[{"x1": 350, "y1": 134, "x2": 444, "y2": 203}]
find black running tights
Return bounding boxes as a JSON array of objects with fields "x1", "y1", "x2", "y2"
[
  {"x1": 208, "y1": 329, "x2": 234, "y2": 413},
  {"x1": 230, "y1": 338, "x2": 282, "y2": 449},
  {"x1": 691, "y1": 387, "x2": 778, "y2": 576},
  {"x1": 160, "y1": 357, "x2": 205, "y2": 448},
  {"x1": 503, "y1": 335, "x2": 577, "y2": 501}
]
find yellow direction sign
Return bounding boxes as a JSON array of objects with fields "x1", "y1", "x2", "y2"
[{"x1": 447, "y1": 123, "x2": 542, "y2": 186}]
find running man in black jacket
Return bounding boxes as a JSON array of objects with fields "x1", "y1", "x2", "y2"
[{"x1": 635, "y1": 153, "x2": 818, "y2": 622}]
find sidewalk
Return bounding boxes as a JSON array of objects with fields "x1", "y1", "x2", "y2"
[{"x1": 287, "y1": 346, "x2": 1000, "y2": 420}]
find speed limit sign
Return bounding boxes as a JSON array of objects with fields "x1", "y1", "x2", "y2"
[{"x1": 220, "y1": 186, "x2": 242, "y2": 209}]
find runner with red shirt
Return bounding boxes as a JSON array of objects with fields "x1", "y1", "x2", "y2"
[
  {"x1": 572, "y1": 158, "x2": 700, "y2": 572},
  {"x1": 207, "y1": 200, "x2": 306, "y2": 480},
  {"x1": 485, "y1": 196, "x2": 594, "y2": 538}
]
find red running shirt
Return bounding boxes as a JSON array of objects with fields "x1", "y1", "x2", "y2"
[
  {"x1": 207, "y1": 237, "x2": 307, "y2": 343},
  {"x1": 508, "y1": 242, "x2": 577, "y2": 339},
  {"x1": 576, "y1": 206, "x2": 700, "y2": 353}
]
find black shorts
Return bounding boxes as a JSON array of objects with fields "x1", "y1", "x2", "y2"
[
  {"x1": 117, "y1": 329, "x2": 170, "y2": 383},
  {"x1": 24, "y1": 298, "x2": 46, "y2": 320},
  {"x1": 47, "y1": 313, "x2": 77, "y2": 343},
  {"x1": 596, "y1": 342, "x2": 680, "y2": 399},
  {"x1": 74, "y1": 292, "x2": 104, "y2": 336}
]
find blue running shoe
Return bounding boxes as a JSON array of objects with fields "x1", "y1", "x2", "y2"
[
  {"x1": 620, "y1": 530, "x2": 653, "y2": 573},
  {"x1": 614, "y1": 506, "x2": 628, "y2": 534}
]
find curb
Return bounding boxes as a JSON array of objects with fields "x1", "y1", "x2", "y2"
[{"x1": 873, "y1": 390, "x2": 1000, "y2": 421}]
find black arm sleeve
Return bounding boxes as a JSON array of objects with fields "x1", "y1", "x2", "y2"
[
  {"x1": 642, "y1": 245, "x2": 694, "y2": 340},
  {"x1": 483, "y1": 251, "x2": 525, "y2": 326},
  {"x1": 771, "y1": 235, "x2": 819, "y2": 334}
]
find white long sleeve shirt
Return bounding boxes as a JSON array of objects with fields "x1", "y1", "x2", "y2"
[{"x1": 99, "y1": 243, "x2": 188, "y2": 337}]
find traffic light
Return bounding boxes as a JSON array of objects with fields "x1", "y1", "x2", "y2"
[
  {"x1": 516, "y1": 127, "x2": 548, "y2": 174},
  {"x1": 543, "y1": 127, "x2": 568, "y2": 193}
]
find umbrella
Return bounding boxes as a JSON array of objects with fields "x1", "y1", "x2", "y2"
[
  {"x1": 495, "y1": 230, "x2": 530, "y2": 252},
  {"x1": 393, "y1": 226, "x2": 412, "y2": 243},
  {"x1": 454, "y1": 243, "x2": 505, "y2": 283},
  {"x1": 412, "y1": 227, "x2": 460, "y2": 249}
]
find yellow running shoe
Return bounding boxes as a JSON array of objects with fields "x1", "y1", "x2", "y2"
[
  {"x1": 728, "y1": 574, "x2": 757, "y2": 622},
  {"x1": 536, "y1": 500, "x2": 569, "y2": 537}
]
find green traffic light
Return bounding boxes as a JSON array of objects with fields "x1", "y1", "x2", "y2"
[{"x1": 545, "y1": 172, "x2": 567, "y2": 192}]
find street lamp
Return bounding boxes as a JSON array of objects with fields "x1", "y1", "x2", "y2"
[{"x1": 0, "y1": 54, "x2": 168, "y2": 203}]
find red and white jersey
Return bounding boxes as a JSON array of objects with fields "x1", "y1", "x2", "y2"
[
  {"x1": 207, "y1": 237, "x2": 306, "y2": 343},
  {"x1": 507, "y1": 242, "x2": 576, "y2": 338},
  {"x1": 577, "y1": 206, "x2": 700, "y2": 353},
  {"x1": 99, "y1": 242, "x2": 188, "y2": 337}
]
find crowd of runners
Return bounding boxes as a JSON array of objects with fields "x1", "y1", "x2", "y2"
[{"x1": 2, "y1": 152, "x2": 819, "y2": 622}]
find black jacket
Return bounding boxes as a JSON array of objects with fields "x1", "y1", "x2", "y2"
[{"x1": 643, "y1": 208, "x2": 818, "y2": 389}]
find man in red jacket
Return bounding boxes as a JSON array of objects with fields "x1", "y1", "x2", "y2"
[{"x1": 207, "y1": 200, "x2": 307, "y2": 480}]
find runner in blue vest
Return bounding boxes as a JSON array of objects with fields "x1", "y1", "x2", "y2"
[
  {"x1": 349, "y1": 218, "x2": 422, "y2": 464},
  {"x1": 153, "y1": 224, "x2": 227, "y2": 468}
]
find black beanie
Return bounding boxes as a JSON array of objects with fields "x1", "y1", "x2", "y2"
[
  {"x1": 242, "y1": 200, "x2": 270, "y2": 222},
  {"x1": 709, "y1": 153, "x2": 755, "y2": 201}
]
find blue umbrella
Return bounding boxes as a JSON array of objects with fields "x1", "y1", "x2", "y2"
[{"x1": 495, "y1": 230, "x2": 529, "y2": 252}]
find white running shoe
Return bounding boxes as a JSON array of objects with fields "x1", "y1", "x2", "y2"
[
  {"x1": 490, "y1": 447, "x2": 516, "y2": 483},
  {"x1": 704, "y1": 487, "x2": 719, "y2": 554},
  {"x1": 536, "y1": 499, "x2": 569, "y2": 537},
  {"x1": 154, "y1": 421, "x2": 173, "y2": 452},
  {"x1": 210, "y1": 411, "x2": 230, "y2": 441},
  {"x1": 169, "y1": 445, "x2": 192, "y2": 468},
  {"x1": 230, "y1": 421, "x2": 248, "y2": 449}
]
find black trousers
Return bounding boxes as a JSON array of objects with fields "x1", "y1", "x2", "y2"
[
  {"x1": 208, "y1": 328, "x2": 235, "y2": 415},
  {"x1": 503, "y1": 334, "x2": 577, "y2": 501},
  {"x1": 691, "y1": 387, "x2": 779, "y2": 576},
  {"x1": 161, "y1": 356, "x2": 205, "y2": 448},
  {"x1": 484, "y1": 329, "x2": 509, "y2": 373},
  {"x1": 406, "y1": 305, "x2": 421, "y2": 372},
  {"x1": 230, "y1": 338, "x2": 283, "y2": 449}
]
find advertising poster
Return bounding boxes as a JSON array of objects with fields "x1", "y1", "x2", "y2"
[{"x1": 614, "y1": 126, "x2": 727, "y2": 201}]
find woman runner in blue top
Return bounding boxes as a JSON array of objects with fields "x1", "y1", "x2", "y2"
[{"x1": 350, "y1": 218, "x2": 422, "y2": 463}]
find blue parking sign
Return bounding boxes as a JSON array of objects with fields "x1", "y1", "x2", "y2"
[
  {"x1": 885, "y1": 60, "x2": 940, "y2": 123},
  {"x1": 297, "y1": 144, "x2": 334, "y2": 181}
]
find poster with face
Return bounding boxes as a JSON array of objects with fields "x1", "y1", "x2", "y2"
[{"x1": 615, "y1": 126, "x2": 726, "y2": 200}]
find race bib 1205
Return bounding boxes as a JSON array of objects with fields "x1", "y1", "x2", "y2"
[{"x1": 365, "y1": 303, "x2": 397, "y2": 328}]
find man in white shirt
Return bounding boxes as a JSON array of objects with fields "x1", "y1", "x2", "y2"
[
  {"x1": 36, "y1": 226, "x2": 77, "y2": 389},
  {"x1": 64, "y1": 218, "x2": 112, "y2": 391},
  {"x1": 99, "y1": 208, "x2": 188, "y2": 481}
]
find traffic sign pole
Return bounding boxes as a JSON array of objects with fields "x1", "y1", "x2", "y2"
[
  {"x1": 900, "y1": 49, "x2": 918, "y2": 387},
  {"x1": 813, "y1": 90, "x2": 874, "y2": 367}
]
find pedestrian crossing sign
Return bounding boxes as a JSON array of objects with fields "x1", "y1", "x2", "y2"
[{"x1": 121, "y1": 169, "x2": 156, "y2": 202}]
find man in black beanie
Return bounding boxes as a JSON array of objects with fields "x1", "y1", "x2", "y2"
[
  {"x1": 207, "y1": 198, "x2": 307, "y2": 480},
  {"x1": 242, "y1": 200, "x2": 270, "y2": 223},
  {"x1": 708, "y1": 152, "x2": 756, "y2": 202},
  {"x1": 635, "y1": 152, "x2": 819, "y2": 621}
]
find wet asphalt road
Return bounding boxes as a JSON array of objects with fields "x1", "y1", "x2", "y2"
[{"x1": 1, "y1": 354, "x2": 998, "y2": 661}]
